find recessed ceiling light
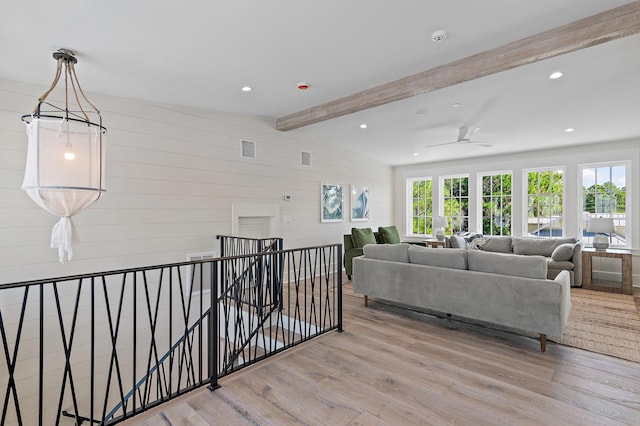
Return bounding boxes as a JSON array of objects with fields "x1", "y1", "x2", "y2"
[
  {"x1": 241, "y1": 86, "x2": 252, "y2": 92},
  {"x1": 565, "y1": 128, "x2": 575, "y2": 132},
  {"x1": 412, "y1": 152, "x2": 419, "y2": 156},
  {"x1": 360, "y1": 123, "x2": 367, "y2": 129},
  {"x1": 549, "y1": 71, "x2": 563, "y2": 79}
]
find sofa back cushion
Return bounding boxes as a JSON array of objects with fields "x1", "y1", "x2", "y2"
[
  {"x1": 363, "y1": 243, "x2": 410, "y2": 263},
  {"x1": 408, "y1": 246, "x2": 468, "y2": 270},
  {"x1": 378, "y1": 226, "x2": 401, "y2": 244},
  {"x1": 512, "y1": 237, "x2": 577, "y2": 257},
  {"x1": 352, "y1": 227, "x2": 377, "y2": 248},
  {"x1": 481, "y1": 236, "x2": 513, "y2": 253},
  {"x1": 467, "y1": 250, "x2": 547, "y2": 279}
]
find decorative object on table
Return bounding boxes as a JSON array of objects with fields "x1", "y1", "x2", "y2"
[
  {"x1": 587, "y1": 217, "x2": 614, "y2": 250},
  {"x1": 433, "y1": 216, "x2": 448, "y2": 241},
  {"x1": 21, "y1": 48, "x2": 107, "y2": 263},
  {"x1": 350, "y1": 185, "x2": 369, "y2": 221},
  {"x1": 321, "y1": 183, "x2": 343, "y2": 222}
]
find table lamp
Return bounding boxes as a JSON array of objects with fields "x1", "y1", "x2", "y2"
[
  {"x1": 433, "y1": 216, "x2": 448, "y2": 241},
  {"x1": 587, "y1": 217, "x2": 614, "y2": 250}
]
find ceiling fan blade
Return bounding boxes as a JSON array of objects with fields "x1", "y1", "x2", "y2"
[
  {"x1": 458, "y1": 126, "x2": 469, "y2": 142},
  {"x1": 424, "y1": 140, "x2": 458, "y2": 149},
  {"x1": 468, "y1": 141, "x2": 493, "y2": 147}
]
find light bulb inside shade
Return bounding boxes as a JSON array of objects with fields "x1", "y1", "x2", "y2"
[{"x1": 64, "y1": 142, "x2": 76, "y2": 161}]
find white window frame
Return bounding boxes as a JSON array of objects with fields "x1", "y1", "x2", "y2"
[
  {"x1": 440, "y1": 174, "x2": 470, "y2": 234},
  {"x1": 406, "y1": 176, "x2": 433, "y2": 237},
  {"x1": 578, "y1": 161, "x2": 631, "y2": 248},
  {"x1": 523, "y1": 167, "x2": 566, "y2": 238},
  {"x1": 478, "y1": 170, "x2": 513, "y2": 236}
]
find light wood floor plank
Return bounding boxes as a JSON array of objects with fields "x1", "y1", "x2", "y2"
[{"x1": 126, "y1": 280, "x2": 640, "y2": 425}]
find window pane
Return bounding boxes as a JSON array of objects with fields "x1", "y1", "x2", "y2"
[
  {"x1": 480, "y1": 172, "x2": 513, "y2": 236},
  {"x1": 582, "y1": 164, "x2": 627, "y2": 246},
  {"x1": 527, "y1": 169, "x2": 564, "y2": 238}
]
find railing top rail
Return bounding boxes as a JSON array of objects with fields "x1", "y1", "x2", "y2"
[
  {"x1": 216, "y1": 234, "x2": 283, "y2": 242},
  {"x1": 0, "y1": 243, "x2": 342, "y2": 289}
]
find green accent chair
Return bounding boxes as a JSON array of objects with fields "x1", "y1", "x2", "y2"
[{"x1": 344, "y1": 226, "x2": 402, "y2": 279}]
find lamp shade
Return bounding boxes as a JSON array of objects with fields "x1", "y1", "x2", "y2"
[
  {"x1": 433, "y1": 216, "x2": 448, "y2": 229},
  {"x1": 587, "y1": 217, "x2": 614, "y2": 234},
  {"x1": 22, "y1": 117, "x2": 106, "y2": 262}
]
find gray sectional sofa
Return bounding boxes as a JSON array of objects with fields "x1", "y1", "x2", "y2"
[
  {"x1": 352, "y1": 243, "x2": 572, "y2": 351},
  {"x1": 447, "y1": 235, "x2": 584, "y2": 287}
]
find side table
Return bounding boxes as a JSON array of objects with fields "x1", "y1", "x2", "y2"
[
  {"x1": 423, "y1": 239, "x2": 445, "y2": 248},
  {"x1": 582, "y1": 248, "x2": 632, "y2": 295}
]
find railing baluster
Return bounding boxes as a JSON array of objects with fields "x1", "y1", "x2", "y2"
[{"x1": 0, "y1": 239, "x2": 341, "y2": 424}]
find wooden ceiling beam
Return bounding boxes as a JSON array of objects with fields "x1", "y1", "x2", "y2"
[{"x1": 276, "y1": 1, "x2": 640, "y2": 131}]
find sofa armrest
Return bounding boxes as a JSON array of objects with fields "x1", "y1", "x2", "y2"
[
  {"x1": 572, "y1": 240, "x2": 585, "y2": 287},
  {"x1": 344, "y1": 247, "x2": 364, "y2": 276}
]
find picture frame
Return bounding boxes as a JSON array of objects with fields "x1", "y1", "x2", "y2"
[
  {"x1": 350, "y1": 185, "x2": 369, "y2": 221},
  {"x1": 321, "y1": 183, "x2": 343, "y2": 222}
]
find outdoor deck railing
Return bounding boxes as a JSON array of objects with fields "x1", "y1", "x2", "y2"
[{"x1": 0, "y1": 237, "x2": 342, "y2": 425}]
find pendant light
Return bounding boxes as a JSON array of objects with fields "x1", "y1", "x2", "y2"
[{"x1": 21, "y1": 48, "x2": 107, "y2": 263}]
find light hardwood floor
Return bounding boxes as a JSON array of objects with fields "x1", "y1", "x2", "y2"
[{"x1": 127, "y1": 281, "x2": 640, "y2": 425}]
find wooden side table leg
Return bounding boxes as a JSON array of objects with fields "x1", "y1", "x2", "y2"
[
  {"x1": 622, "y1": 255, "x2": 632, "y2": 295},
  {"x1": 582, "y1": 251, "x2": 592, "y2": 290}
]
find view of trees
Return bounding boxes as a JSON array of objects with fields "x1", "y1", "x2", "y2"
[
  {"x1": 442, "y1": 177, "x2": 469, "y2": 233},
  {"x1": 411, "y1": 179, "x2": 432, "y2": 235},
  {"x1": 527, "y1": 170, "x2": 564, "y2": 236},
  {"x1": 583, "y1": 182, "x2": 626, "y2": 214},
  {"x1": 482, "y1": 173, "x2": 512, "y2": 236}
]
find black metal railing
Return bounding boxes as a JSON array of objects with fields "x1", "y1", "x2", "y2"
[{"x1": 0, "y1": 238, "x2": 342, "y2": 425}]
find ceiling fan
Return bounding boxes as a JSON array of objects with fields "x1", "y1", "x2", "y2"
[{"x1": 424, "y1": 126, "x2": 493, "y2": 149}]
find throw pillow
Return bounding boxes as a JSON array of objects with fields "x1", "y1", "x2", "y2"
[
  {"x1": 449, "y1": 235, "x2": 467, "y2": 249},
  {"x1": 466, "y1": 237, "x2": 487, "y2": 250},
  {"x1": 378, "y1": 226, "x2": 401, "y2": 244},
  {"x1": 551, "y1": 243, "x2": 575, "y2": 262},
  {"x1": 352, "y1": 228, "x2": 377, "y2": 248}
]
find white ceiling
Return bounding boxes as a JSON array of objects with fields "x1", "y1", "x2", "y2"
[{"x1": 2, "y1": 0, "x2": 639, "y2": 166}]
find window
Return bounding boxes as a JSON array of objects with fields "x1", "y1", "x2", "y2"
[
  {"x1": 408, "y1": 177, "x2": 432, "y2": 236},
  {"x1": 481, "y1": 172, "x2": 512, "y2": 235},
  {"x1": 526, "y1": 169, "x2": 564, "y2": 237},
  {"x1": 581, "y1": 164, "x2": 627, "y2": 246},
  {"x1": 442, "y1": 176, "x2": 469, "y2": 233}
]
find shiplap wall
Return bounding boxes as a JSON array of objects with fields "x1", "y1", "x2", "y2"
[{"x1": 0, "y1": 79, "x2": 393, "y2": 284}]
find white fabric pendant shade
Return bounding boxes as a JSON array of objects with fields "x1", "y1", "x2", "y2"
[{"x1": 22, "y1": 117, "x2": 106, "y2": 262}]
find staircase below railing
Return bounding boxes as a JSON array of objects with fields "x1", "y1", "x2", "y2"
[{"x1": 0, "y1": 237, "x2": 342, "y2": 425}]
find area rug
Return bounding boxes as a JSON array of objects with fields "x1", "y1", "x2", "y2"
[{"x1": 550, "y1": 289, "x2": 640, "y2": 363}]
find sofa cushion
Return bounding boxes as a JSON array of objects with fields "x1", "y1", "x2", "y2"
[
  {"x1": 512, "y1": 237, "x2": 576, "y2": 256},
  {"x1": 467, "y1": 250, "x2": 547, "y2": 279},
  {"x1": 547, "y1": 259, "x2": 574, "y2": 271},
  {"x1": 408, "y1": 245, "x2": 468, "y2": 270},
  {"x1": 352, "y1": 228, "x2": 377, "y2": 248},
  {"x1": 363, "y1": 243, "x2": 410, "y2": 263},
  {"x1": 378, "y1": 226, "x2": 401, "y2": 244},
  {"x1": 551, "y1": 243, "x2": 575, "y2": 262},
  {"x1": 481, "y1": 236, "x2": 513, "y2": 253}
]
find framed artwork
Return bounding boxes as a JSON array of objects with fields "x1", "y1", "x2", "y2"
[
  {"x1": 321, "y1": 183, "x2": 343, "y2": 222},
  {"x1": 351, "y1": 185, "x2": 369, "y2": 221}
]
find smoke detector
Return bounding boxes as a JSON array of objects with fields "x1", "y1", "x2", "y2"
[{"x1": 431, "y1": 30, "x2": 447, "y2": 42}]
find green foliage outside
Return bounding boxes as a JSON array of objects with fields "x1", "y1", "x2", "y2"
[
  {"x1": 583, "y1": 182, "x2": 626, "y2": 213},
  {"x1": 482, "y1": 173, "x2": 512, "y2": 235},
  {"x1": 411, "y1": 179, "x2": 432, "y2": 235},
  {"x1": 443, "y1": 177, "x2": 469, "y2": 233}
]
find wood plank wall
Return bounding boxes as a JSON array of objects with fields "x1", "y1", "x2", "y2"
[{"x1": 0, "y1": 79, "x2": 392, "y2": 284}]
